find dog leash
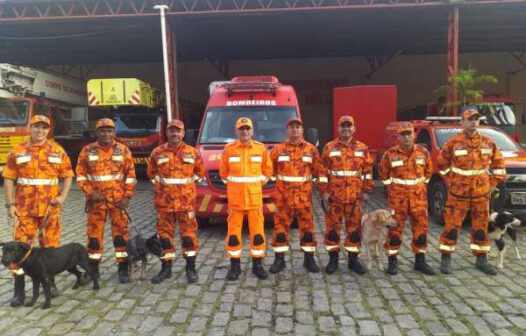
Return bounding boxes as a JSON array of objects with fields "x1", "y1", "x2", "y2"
[{"x1": 84, "y1": 198, "x2": 132, "y2": 223}]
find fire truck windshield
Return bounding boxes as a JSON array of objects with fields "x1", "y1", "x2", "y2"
[
  {"x1": 199, "y1": 106, "x2": 298, "y2": 144},
  {"x1": 435, "y1": 128, "x2": 519, "y2": 151},
  {"x1": 0, "y1": 100, "x2": 29, "y2": 126},
  {"x1": 114, "y1": 111, "x2": 161, "y2": 136}
]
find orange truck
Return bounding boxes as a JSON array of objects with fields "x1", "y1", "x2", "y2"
[
  {"x1": 184, "y1": 76, "x2": 318, "y2": 225},
  {"x1": 0, "y1": 64, "x2": 88, "y2": 175},
  {"x1": 380, "y1": 118, "x2": 526, "y2": 223}
]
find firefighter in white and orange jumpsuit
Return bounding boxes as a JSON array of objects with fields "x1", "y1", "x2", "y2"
[
  {"x1": 76, "y1": 118, "x2": 136, "y2": 283},
  {"x1": 319, "y1": 115, "x2": 373, "y2": 275},
  {"x1": 379, "y1": 122, "x2": 435, "y2": 276},
  {"x1": 3, "y1": 115, "x2": 74, "y2": 307},
  {"x1": 438, "y1": 108, "x2": 506, "y2": 276},
  {"x1": 268, "y1": 118, "x2": 322, "y2": 274},
  {"x1": 219, "y1": 117, "x2": 273, "y2": 281},
  {"x1": 147, "y1": 119, "x2": 206, "y2": 284}
]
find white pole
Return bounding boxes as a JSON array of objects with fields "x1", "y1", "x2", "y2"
[{"x1": 154, "y1": 4, "x2": 172, "y2": 122}]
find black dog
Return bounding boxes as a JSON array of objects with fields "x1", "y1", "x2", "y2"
[
  {"x1": 488, "y1": 211, "x2": 522, "y2": 269},
  {"x1": 126, "y1": 233, "x2": 162, "y2": 281},
  {"x1": 1, "y1": 242, "x2": 99, "y2": 309}
]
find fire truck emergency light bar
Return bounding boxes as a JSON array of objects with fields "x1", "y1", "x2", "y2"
[{"x1": 224, "y1": 76, "x2": 280, "y2": 96}]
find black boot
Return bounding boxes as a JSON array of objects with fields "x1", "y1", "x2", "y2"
[
  {"x1": 269, "y1": 253, "x2": 286, "y2": 274},
  {"x1": 414, "y1": 254, "x2": 435, "y2": 275},
  {"x1": 151, "y1": 261, "x2": 172, "y2": 284},
  {"x1": 252, "y1": 258, "x2": 268, "y2": 280},
  {"x1": 226, "y1": 258, "x2": 241, "y2": 281},
  {"x1": 303, "y1": 252, "x2": 320, "y2": 273},
  {"x1": 10, "y1": 276, "x2": 25, "y2": 307},
  {"x1": 476, "y1": 254, "x2": 497, "y2": 276},
  {"x1": 185, "y1": 256, "x2": 199, "y2": 283},
  {"x1": 348, "y1": 253, "x2": 366, "y2": 275},
  {"x1": 50, "y1": 277, "x2": 59, "y2": 297},
  {"x1": 440, "y1": 254, "x2": 451, "y2": 274},
  {"x1": 325, "y1": 251, "x2": 339, "y2": 274},
  {"x1": 387, "y1": 255, "x2": 398, "y2": 275},
  {"x1": 118, "y1": 261, "x2": 131, "y2": 284}
]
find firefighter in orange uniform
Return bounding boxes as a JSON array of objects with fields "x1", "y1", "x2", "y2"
[
  {"x1": 219, "y1": 117, "x2": 273, "y2": 281},
  {"x1": 379, "y1": 122, "x2": 435, "y2": 275},
  {"x1": 319, "y1": 115, "x2": 373, "y2": 275},
  {"x1": 268, "y1": 118, "x2": 321, "y2": 274},
  {"x1": 76, "y1": 118, "x2": 136, "y2": 283},
  {"x1": 147, "y1": 119, "x2": 205, "y2": 284},
  {"x1": 438, "y1": 108, "x2": 506, "y2": 275},
  {"x1": 3, "y1": 115, "x2": 74, "y2": 307}
]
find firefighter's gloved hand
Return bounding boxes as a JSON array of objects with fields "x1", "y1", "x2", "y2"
[
  {"x1": 90, "y1": 191, "x2": 105, "y2": 202},
  {"x1": 117, "y1": 198, "x2": 130, "y2": 210}
]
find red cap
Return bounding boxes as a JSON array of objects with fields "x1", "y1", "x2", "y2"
[
  {"x1": 167, "y1": 119, "x2": 185, "y2": 129},
  {"x1": 338, "y1": 115, "x2": 354, "y2": 126},
  {"x1": 397, "y1": 122, "x2": 414, "y2": 134},
  {"x1": 30, "y1": 115, "x2": 50, "y2": 126},
  {"x1": 95, "y1": 118, "x2": 115, "y2": 129},
  {"x1": 286, "y1": 118, "x2": 303, "y2": 127},
  {"x1": 462, "y1": 108, "x2": 481, "y2": 120}
]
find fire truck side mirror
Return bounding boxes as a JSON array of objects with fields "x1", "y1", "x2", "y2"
[
  {"x1": 306, "y1": 128, "x2": 319, "y2": 148},
  {"x1": 184, "y1": 129, "x2": 198, "y2": 146}
]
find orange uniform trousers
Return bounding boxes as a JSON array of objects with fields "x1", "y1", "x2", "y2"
[
  {"x1": 385, "y1": 201, "x2": 428, "y2": 255},
  {"x1": 15, "y1": 208, "x2": 61, "y2": 248},
  {"x1": 157, "y1": 211, "x2": 199, "y2": 261},
  {"x1": 87, "y1": 203, "x2": 129, "y2": 263},
  {"x1": 226, "y1": 208, "x2": 265, "y2": 259},
  {"x1": 272, "y1": 204, "x2": 316, "y2": 252},
  {"x1": 324, "y1": 200, "x2": 362, "y2": 253},
  {"x1": 439, "y1": 194, "x2": 491, "y2": 256}
]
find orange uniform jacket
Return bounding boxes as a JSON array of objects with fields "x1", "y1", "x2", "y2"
[
  {"x1": 437, "y1": 131, "x2": 506, "y2": 198},
  {"x1": 2, "y1": 140, "x2": 74, "y2": 217},
  {"x1": 319, "y1": 138, "x2": 374, "y2": 203},
  {"x1": 379, "y1": 144, "x2": 433, "y2": 208},
  {"x1": 219, "y1": 140, "x2": 273, "y2": 210},
  {"x1": 147, "y1": 142, "x2": 206, "y2": 212},
  {"x1": 76, "y1": 140, "x2": 136, "y2": 202},
  {"x1": 270, "y1": 140, "x2": 323, "y2": 208}
]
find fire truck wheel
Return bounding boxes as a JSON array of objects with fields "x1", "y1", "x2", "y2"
[{"x1": 430, "y1": 181, "x2": 447, "y2": 226}]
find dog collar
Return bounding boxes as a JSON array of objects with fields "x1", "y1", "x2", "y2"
[{"x1": 8, "y1": 247, "x2": 33, "y2": 271}]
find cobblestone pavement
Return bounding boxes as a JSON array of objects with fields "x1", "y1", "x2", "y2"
[{"x1": 0, "y1": 181, "x2": 525, "y2": 336}]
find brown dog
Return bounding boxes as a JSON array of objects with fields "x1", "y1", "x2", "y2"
[{"x1": 361, "y1": 209, "x2": 398, "y2": 271}]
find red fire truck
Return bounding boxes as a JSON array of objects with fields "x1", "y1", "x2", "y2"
[{"x1": 185, "y1": 76, "x2": 318, "y2": 224}]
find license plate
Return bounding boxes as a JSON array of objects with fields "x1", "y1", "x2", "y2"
[{"x1": 511, "y1": 193, "x2": 526, "y2": 205}]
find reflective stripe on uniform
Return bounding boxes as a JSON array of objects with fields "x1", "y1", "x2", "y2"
[
  {"x1": 115, "y1": 251, "x2": 128, "y2": 258},
  {"x1": 228, "y1": 249, "x2": 242, "y2": 257},
  {"x1": 276, "y1": 175, "x2": 311, "y2": 182},
  {"x1": 76, "y1": 175, "x2": 87, "y2": 182},
  {"x1": 301, "y1": 246, "x2": 316, "y2": 252},
  {"x1": 85, "y1": 174, "x2": 125, "y2": 181},
  {"x1": 391, "y1": 177, "x2": 427, "y2": 186},
  {"x1": 9, "y1": 268, "x2": 25, "y2": 276},
  {"x1": 184, "y1": 251, "x2": 197, "y2": 257},
  {"x1": 251, "y1": 249, "x2": 265, "y2": 256},
  {"x1": 318, "y1": 176, "x2": 328, "y2": 183},
  {"x1": 329, "y1": 170, "x2": 361, "y2": 177},
  {"x1": 451, "y1": 167, "x2": 487, "y2": 176},
  {"x1": 439, "y1": 168, "x2": 451, "y2": 175},
  {"x1": 387, "y1": 249, "x2": 398, "y2": 256},
  {"x1": 155, "y1": 175, "x2": 194, "y2": 185},
  {"x1": 470, "y1": 244, "x2": 491, "y2": 252},
  {"x1": 415, "y1": 249, "x2": 426, "y2": 254},
  {"x1": 88, "y1": 253, "x2": 102, "y2": 260},
  {"x1": 325, "y1": 245, "x2": 339, "y2": 251},
  {"x1": 17, "y1": 178, "x2": 58, "y2": 185},
  {"x1": 491, "y1": 169, "x2": 506, "y2": 175},
  {"x1": 382, "y1": 179, "x2": 392, "y2": 185},
  {"x1": 439, "y1": 244, "x2": 456, "y2": 252},
  {"x1": 362, "y1": 174, "x2": 373, "y2": 180},
  {"x1": 227, "y1": 176, "x2": 266, "y2": 183},
  {"x1": 125, "y1": 178, "x2": 137, "y2": 184},
  {"x1": 160, "y1": 252, "x2": 176, "y2": 260},
  {"x1": 344, "y1": 246, "x2": 360, "y2": 252},
  {"x1": 273, "y1": 246, "x2": 290, "y2": 252}
]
